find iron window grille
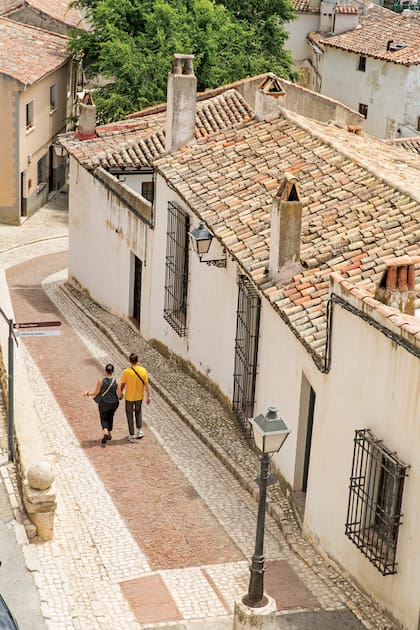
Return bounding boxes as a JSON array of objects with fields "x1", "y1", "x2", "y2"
[
  {"x1": 345, "y1": 429, "x2": 409, "y2": 576},
  {"x1": 232, "y1": 275, "x2": 261, "y2": 437},
  {"x1": 164, "y1": 201, "x2": 190, "y2": 336}
]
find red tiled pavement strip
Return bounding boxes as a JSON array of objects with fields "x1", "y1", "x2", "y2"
[
  {"x1": 265, "y1": 560, "x2": 319, "y2": 610},
  {"x1": 7, "y1": 252, "x2": 244, "y2": 570},
  {"x1": 120, "y1": 575, "x2": 183, "y2": 624}
]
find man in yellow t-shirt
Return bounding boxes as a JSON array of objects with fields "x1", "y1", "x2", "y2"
[{"x1": 121, "y1": 353, "x2": 151, "y2": 442}]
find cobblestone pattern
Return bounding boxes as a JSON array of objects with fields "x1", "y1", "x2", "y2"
[
  {"x1": 57, "y1": 281, "x2": 397, "y2": 630},
  {"x1": 23, "y1": 347, "x2": 148, "y2": 629}
]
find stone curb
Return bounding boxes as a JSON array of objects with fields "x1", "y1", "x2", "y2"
[{"x1": 58, "y1": 282, "x2": 395, "y2": 629}]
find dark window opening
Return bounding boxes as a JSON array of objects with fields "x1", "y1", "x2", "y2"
[
  {"x1": 345, "y1": 429, "x2": 408, "y2": 576},
  {"x1": 358, "y1": 56, "x2": 366, "y2": 72},
  {"x1": 359, "y1": 103, "x2": 368, "y2": 119},
  {"x1": 26, "y1": 101, "x2": 34, "y2": 130},
  {"x1": 164, "y1": 201, "x2": 189, "y2": 336},
  {"x1": 142, "y1": 181, "x2": 154, "y2": 203},
  {"x1": 417, "y1": 116, "x2": 420, "y2": 132},
  {"x1": 50, "y1": 84, "x2": 57, "y2": 111},
  {"x1": 37, "y1": 155, "x2": 47, "y2": 192}
]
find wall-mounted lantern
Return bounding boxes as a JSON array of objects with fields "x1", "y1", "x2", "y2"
[
  {"x1": 52, "y1": 142, "x2": 66, "y2": 158},
  {"x1": 189, "y1": 223, "x2": 227, "y2": 268}
]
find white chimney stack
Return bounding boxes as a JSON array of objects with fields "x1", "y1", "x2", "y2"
[
  {"x1": 76, "y1": 92, "x2": 96, "y2": 141},
  {"x1": 255, "y1": 75, "x2": 285, "y2": 121},
  {"x1": 269, "y1": 174, "x2": 303, "y2": 283},
  {"x1": 165, "y1": 54, "x2": 197, "y2": 152}
]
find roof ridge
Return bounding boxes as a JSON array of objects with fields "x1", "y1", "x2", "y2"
[{"x1": 278, "y1": 107, "x2": 420, "y2": 204}]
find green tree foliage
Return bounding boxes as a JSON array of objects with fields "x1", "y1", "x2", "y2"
[{"x1": 70, "y1": 0, "x2": 295, "y2": 122}]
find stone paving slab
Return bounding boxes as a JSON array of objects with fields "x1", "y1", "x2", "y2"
[{"x1": 121, "y1": 574, "x2": 183, "y2": 625}]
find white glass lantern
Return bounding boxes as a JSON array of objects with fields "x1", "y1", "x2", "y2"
[
  {"x1": 250, "y1": 406, "x2": 290, "y2": 454},
  {"x1": 189, "y1": 223, "x2": 213, "y2": 257}
]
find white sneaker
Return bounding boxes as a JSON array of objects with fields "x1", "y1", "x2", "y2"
[
  {"x1": 136, "y1": 430, "x2": 144, "y2": 439},
  {"x1": 128, "y1": 435, "x2": 136, "y2": 443}
]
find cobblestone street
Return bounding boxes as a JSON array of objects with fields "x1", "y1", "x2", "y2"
[{"x1": 0, "y1": 196, "x2": 396, "y2": 629}]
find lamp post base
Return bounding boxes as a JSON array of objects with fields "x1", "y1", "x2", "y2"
[{"x1": 233, "y1": 594, "x2": 276, "y2": 630}]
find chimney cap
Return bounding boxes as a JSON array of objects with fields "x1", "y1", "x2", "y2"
[
  {"x1": 171, "y1": 53, "x2": 195, "y2": 75},
  {"x1": 276, "y1": 172, "x2": 300, "y2": 202}
]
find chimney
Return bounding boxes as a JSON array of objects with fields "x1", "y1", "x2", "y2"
[
  {"x1": 75, "y1": 92, "x2": 96, "y2": 140},
  {"x1": 255, "y1": 75, "x2": 285, "y2": 121},
  {"x1": 374, "y1": 256, "x2": 420, "y2": 316},
  {"x1": 165, "y1": 54, "x2": 197, "y2": 152},
  {"x1": 269, "y1": 173, "x2": 303, "y2": 283}
]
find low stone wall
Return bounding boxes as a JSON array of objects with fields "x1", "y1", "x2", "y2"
[{"x1": 0, "y1": 267, "x2": 56, "y2": 541}]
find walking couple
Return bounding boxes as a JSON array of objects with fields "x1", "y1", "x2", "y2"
[{"x1": 84, "y1": 353, "x2": 151, "y2": 445}]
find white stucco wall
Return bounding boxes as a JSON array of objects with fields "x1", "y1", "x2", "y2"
[
  {"x1": 404, "y1": 65, "x2": 420, "y2": 136},
  {"x1": 148, "y1": 175, "x2": 239, "y2": 396},
  {"x1": 304, "y1": 289, "x2": 420, "y2": 630},
  {"x1": 68, "y1": 159, "x2": 151, "y2": 322},
  {"x1": 284, "y1": 15, "x2": 319, "y2": 64},
  {"x1": 320, "y1": 48, "x2": 409, "y2": 138},
  {"x1": 253, "y1": 298, "x2": 324, "y2": 485}
]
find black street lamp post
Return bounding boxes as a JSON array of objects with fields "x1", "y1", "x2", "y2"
[
  {"x1": 243, "y1": 406, "x2": 290, "y2": 609},
  {"x1": 243, "y1": 450, "x2": 271, "y2": 607}
]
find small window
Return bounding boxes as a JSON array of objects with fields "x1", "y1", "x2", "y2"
[
  {"x1": 345, "y1": 429, "x2": 409, "y2": 576},
  {"x1": 141, "y1": 181, "x2": 154, "y2": 203},
  {"x1": 163, "y1": 201, "x2": 190, "y2": 336},
  {"x1": 37, "y1": 155, "x2": 47, "y2": 192},
  {"x1": 358, "y1": 56, "x2": 366, "y2": 72},
  {"x1": 359, "y1": 103, "x2": 368, "y2": 119},
  {"x1": 26, "y1": 101, "x2": 34, "y2": 130},
  {"x1": 417, "y1": 116, "x2": 420, "y2": 132},
  {"x1": 50, "y1": 84, "x2": 57, "y2": 112}
]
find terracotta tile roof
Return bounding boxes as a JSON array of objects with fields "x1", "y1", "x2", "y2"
[
  {"x1": 309, "y1": 4, "x2": 420, "y2": 65},
  {"x1": 334, "y1": 4, "x2": 359, "y2": 14},
  {"x1": 0, "y1": 0, "x2": 86, "y2": 29},
  {"x1": 0, "y1": 0, "x2": 20, "y2": 13},
  {"x1": 331, "y1": 272, "x2": 420, "y2": 342},
  {"x1": 292, "y1": 0, "x2": 319, "y2": 13},
  {"x1": 386, "y1": 136, "x2": 420, "y2": 155},
  {"x1": 154, "y1": 110, "x2": 420, "y2": 362},
  {"x1": 0, "y1": 17, "x2": 69, "y2": 85},
  {"x1": 59, "y1": 89, "x2": 254, "y2": 170}
]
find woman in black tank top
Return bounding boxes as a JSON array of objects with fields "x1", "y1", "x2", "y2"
[{"x1": 84, "y1": 363, "x2": 121, "y2": 445}]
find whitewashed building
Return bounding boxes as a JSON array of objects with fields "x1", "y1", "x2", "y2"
[
  {"x1": 61, "y1": 59, "x2": 420, "y2": 629},
  {"x1": 307, "y1": 4, "x2": 420, "y2": 138}
]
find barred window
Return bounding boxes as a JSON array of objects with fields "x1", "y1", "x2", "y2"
[
  {"x1": 345, "y1": 429, "x2": 408, "y2": 575},
  {"x1": 164, "y1": 201, "x2": 190, "y2": 336}
]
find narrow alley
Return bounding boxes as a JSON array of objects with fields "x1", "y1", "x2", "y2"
[{"x1": 0, "y1": 198, "x2": 395, "y2": 629}]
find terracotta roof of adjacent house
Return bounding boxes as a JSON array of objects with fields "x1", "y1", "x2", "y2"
[
  {"x1": 292, "y1": 0, "x2": 319, "y2": 13},
  {"x1": 386, "y1": 136, "x2": 420, "y2": 155},
  {"x1": 331, "y1": 272, "x2": 420, "y2": 343},
  {"x1": 0, "y1": 17, "x2": 69, "y2": 85},
  {"x1": 0, "y1": 0, "x2": 20, "y2": 13},
  {"x1": 59, "y1": 89, "x2": 254, "y2": 170},
  {"x1": 154, "y1": 109, "x2": 420, "y2": 363},
  {"x1": 334, "y1": 4, "x2": 359, "y2": 14},
  {"x1": 0, "y1": 0, "x2": 86, "y2": 29},
  {"x1": 309, "y1": 4, "x2": 420, "y2": 65}
]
